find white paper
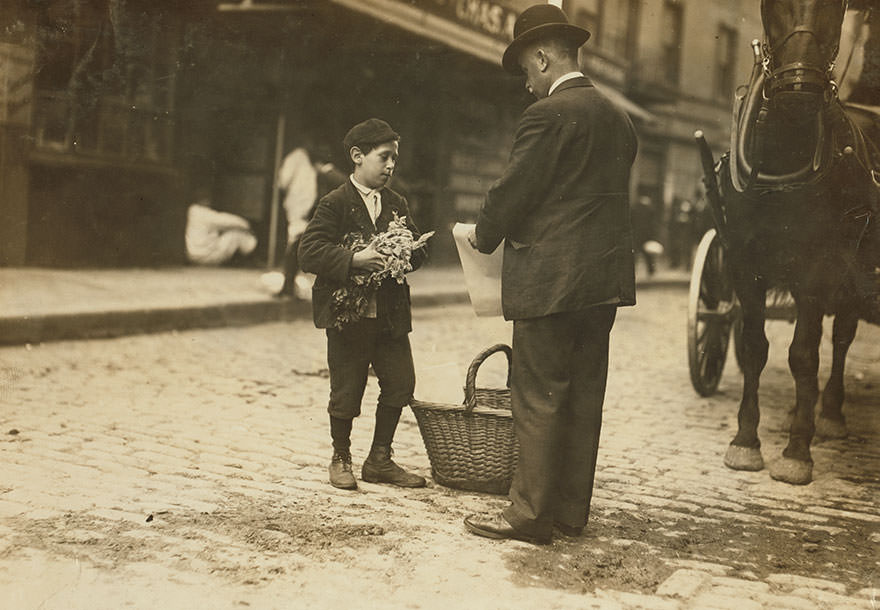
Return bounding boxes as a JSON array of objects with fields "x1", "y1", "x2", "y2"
[{"x1": 452, "y1": 223, "x2": 503, "y2": 317}]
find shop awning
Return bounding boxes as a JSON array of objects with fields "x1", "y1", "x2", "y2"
[
  {"x1": 217, "y1": 0, "x2": 510, "y2": 63},
  {"x1": 322, "y1": 0, "x2": 658, "y2": 124},
  {"x1": 216, "y1": 0, "x2": 656, "y2": 124},
  {"x1": 327, "y1": 0, "x2": 509, "y2": 65}
]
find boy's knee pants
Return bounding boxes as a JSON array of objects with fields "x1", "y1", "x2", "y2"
[{"x1": 326, "y1": 319, "x2": 415, "y2": 419}]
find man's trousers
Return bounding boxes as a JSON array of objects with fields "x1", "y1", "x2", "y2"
[{"x1": 503, "y1": 305, "x2": 617, "y2": 539}]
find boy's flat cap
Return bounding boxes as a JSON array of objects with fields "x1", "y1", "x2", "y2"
[{"x1": 343, "y1": 118, "x2": 400, "y2": 152}]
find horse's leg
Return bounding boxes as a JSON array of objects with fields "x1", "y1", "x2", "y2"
[
  {"x1": 816, "y1": 307, "x2": 857, "y2": 439},
  {"x1": 769, "y1": 297, "x2": 824, "y2": 484},
  {"x1": 724, "y1": 280, "x2": 768, "y2": 471}
]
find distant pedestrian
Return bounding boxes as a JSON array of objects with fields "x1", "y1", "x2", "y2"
[
  {"x1": 667, "y1": 197, "x2": 695, "y2": 269},
  {"x1": 298, "y1": 118, "x2": 427, "y2": 491},
  {"x1": 185, "y1": 188, "x2": 257, "y2": 266},
  {"x1": 692, "y1": 187, "x2": 714, "y2": 243},
  {"x1": 464, "y1": 4, "x2": 638, "y2": 545},
  {"x1": 631, "y1": 195, "x2": 659, "y2": 276},
  {"x1": 276, "y1": 143, "x2": 346, "y2": 298}
]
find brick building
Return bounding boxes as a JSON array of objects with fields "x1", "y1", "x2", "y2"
[{"x1": 0, "y1": 0, "x2": 773, "y2": 267}]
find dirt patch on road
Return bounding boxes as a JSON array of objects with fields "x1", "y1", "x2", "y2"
[
  {"x1": 505, "y1": 506, "x2": 877, "y2": 596},
  {"x1": 4, "y1": 490, "x2": 877, "y2": 597},
  {"x1": 5, "y1": 494, "x2": 413, "y2": 580},
  {"x1": 6, "y1": 511, "x2": 158, "y2": 569},
  {"x1": 157, "y1": 497, "x2": 396, "y2": 560}
]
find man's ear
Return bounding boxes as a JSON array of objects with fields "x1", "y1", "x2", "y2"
[
  {"x1": 536, "y1": 48, "x2": 550, "y2": 73},
  {"x1": 349, "y1": 146, "x2": 363, "y2": 166}
]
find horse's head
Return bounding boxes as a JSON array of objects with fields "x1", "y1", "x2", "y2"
[{"x1": 761, "y1": 0, "x2": 847, "y2": 115}]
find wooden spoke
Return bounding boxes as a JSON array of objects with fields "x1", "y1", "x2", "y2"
[{"x1": 688, "y1": 229, "x2": 738, "y2": 396}]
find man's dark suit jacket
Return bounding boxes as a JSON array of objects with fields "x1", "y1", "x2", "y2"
[
  {"x1": 475, "y1": 76, "x2": 638, "y2": 320},
  {"x1": 298, "y1": 180, "x2": 425, "y2": 337}
]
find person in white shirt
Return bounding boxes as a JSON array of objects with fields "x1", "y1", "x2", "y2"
[
  {"x1": 276, "y1": 144, "x2": 346, "y2": 297},
  {"x1": 185, "y1": 190, "x2": 257, "y2": 266}
]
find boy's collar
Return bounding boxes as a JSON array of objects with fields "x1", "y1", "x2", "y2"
[{"x1": 350, "y1": 174, "x2": 378, "y2": 196}]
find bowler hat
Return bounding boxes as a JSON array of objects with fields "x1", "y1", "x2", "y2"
[
  {"x1": 502, "y1": 4, "x2": 591, "y2": 75},
  {"x1": 343, "y1": 118, "x2": 400, "y2": 153}
]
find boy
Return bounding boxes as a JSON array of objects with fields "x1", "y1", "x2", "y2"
[{"x1": 298, "y1": 118, "x2": 427, "y2": 490}]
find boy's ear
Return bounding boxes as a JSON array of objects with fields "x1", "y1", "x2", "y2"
[{"x1": 349, "y1": 146, "x2": 363, "y2": 166}]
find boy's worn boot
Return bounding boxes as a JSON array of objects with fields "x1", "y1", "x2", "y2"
[
  {"x1": 329, "y1": 450, "x2": 357, "y2": 490},
  {"x1": 361, "y1": 445, "x2": 426, "y2": 488}
]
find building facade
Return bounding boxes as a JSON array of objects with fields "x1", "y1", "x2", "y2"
[
  {"x1": 560, "y1": 0, "x2": 763, "y2": 247},
  {"x1": 1, "y1": 0, "x2": 766, "y2": 267},
  {"x1": 1, "y1": 0, "x2": 197, "y2": 267}
]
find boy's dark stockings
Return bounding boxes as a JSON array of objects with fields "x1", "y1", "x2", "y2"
[
  {"x1": 371, "y1": 405, "x2": 403, "y2": 448},
  {"x1": 330, "y1": 415, "x2": 352, "y2": 452},
  {"x1": 330, "y1": 406, "x2": 402, "y2": 453},
  {"x1": 278, "y1": 239, "x2": 300, "y2": 297}
]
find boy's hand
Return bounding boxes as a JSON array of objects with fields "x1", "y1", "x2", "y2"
[{"x1": 351, "y1": 244, "x2": 386, "y2": 272}]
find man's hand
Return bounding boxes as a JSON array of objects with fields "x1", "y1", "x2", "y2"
[
  {"x1": 351, "y1": 244, "x2": 386, "y2": 272},
  {"x1": 467, "y1": 227, "x2": 479, "y2": 250}
]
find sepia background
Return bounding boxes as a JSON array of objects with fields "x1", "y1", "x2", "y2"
[{"x1": 1, "y1": 1, "x2": 878, "y2": 609}]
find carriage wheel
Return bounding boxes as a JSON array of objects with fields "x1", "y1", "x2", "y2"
[{"x1": 687, "y1": 229, "x2": 738, "y2": 396}]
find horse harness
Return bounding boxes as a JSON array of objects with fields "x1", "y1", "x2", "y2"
[
  {"x1": 730, "y1": 37, "x2": 880, "y2": 193},
  {"x1": 727, "y1": 22, "x2": 879, "y2": 304}
]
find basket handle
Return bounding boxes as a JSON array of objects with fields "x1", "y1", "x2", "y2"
[{"x1": 464, "y1": 343, "x2": 512, "y2": 412}]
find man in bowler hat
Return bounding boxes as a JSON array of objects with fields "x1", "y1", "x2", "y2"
[{"x1": 465, "y1": 4, "x2": 638, "y2": 544}]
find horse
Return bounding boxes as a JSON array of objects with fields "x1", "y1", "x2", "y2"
[{"x1": 698, "y1": 0, "x2": 880, "y2": 485}]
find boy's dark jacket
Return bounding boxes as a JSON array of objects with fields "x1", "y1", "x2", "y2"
[{"x1": 298, "y1": 180, "x2": 425, "y2": 337}]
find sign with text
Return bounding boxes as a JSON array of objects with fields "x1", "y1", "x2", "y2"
[
  {"x1": 0, "y1": 42, "x2": 35, "y2": 127},
  {"x1": 397, "y1": 0, "x2": 518, "y2": 43}
]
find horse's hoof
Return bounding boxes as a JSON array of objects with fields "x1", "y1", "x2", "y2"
[
  {"x1": 724, "y1": 445, "x2": 764, "y2": 471},
  {"x1": 815, "y1": 416, "x2": 847, "y2": 440},
  {"x1": 769, "y1": 458, "x2": 813, "y2": 485}
]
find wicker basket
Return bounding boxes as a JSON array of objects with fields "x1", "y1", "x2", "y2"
[{"x1": 411, "y1": 344, "x2": 519, "y2": 494}]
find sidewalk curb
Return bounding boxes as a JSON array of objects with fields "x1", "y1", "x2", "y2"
[
  {"x1": 0, "y1": 278, "x2": 688, "y2": 346},
  {"x1": 0, "y1": 292, "x2": 470, "y2": 346},
  {"x1": 0, "y1": 300, "x2": 302, "y2": 346}
]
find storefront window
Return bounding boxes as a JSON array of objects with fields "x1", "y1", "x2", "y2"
[
  {"x1": 661, "y1": 0, "x2": 683, "y2": 85},
  {"x1": 598, "y1": 0, "x2": 638, "y2": 61},
  {"x1": 623, "y1": 0, "x2": 640, "y2": 62},
  {"x1": 31, "y1": 1, "x2": 178, "y2": 164},
  {"x1": 564, "y1": 0, "x2": 603, "y2": 47},
  {"x1": 715, "y1": 24, "x2": 738, "y2": 101}
]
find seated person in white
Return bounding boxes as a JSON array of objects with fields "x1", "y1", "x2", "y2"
[{"x1": 185, "y1": 194, "x2": 257, "y2": 265}]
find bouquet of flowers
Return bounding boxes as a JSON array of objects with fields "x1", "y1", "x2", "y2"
[{"x1": 331, "y1": 213, "x2": 435, "y2": 329}]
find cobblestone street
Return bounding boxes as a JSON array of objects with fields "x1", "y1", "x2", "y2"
[{"x1": 1, "y1": 287, "x2": 878, "y2": 609}]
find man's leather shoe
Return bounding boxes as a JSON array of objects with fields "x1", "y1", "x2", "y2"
[
  {"x1": 464, "y1": 513, "x2": 551, "y2": 545},
  {"x1": 554, "y1": 521, "x2": 584, "y2": 537},
  {"x1": 329, "y1": 450, "x2": 357, "y2": 490},
  {"x1": 361, "y1": 445, "x2": 426, "y2": 488}
]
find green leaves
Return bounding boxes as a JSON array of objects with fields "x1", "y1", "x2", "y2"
[{"x1": 330, "y1": 214, "x2": 435, "y2": 329}]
